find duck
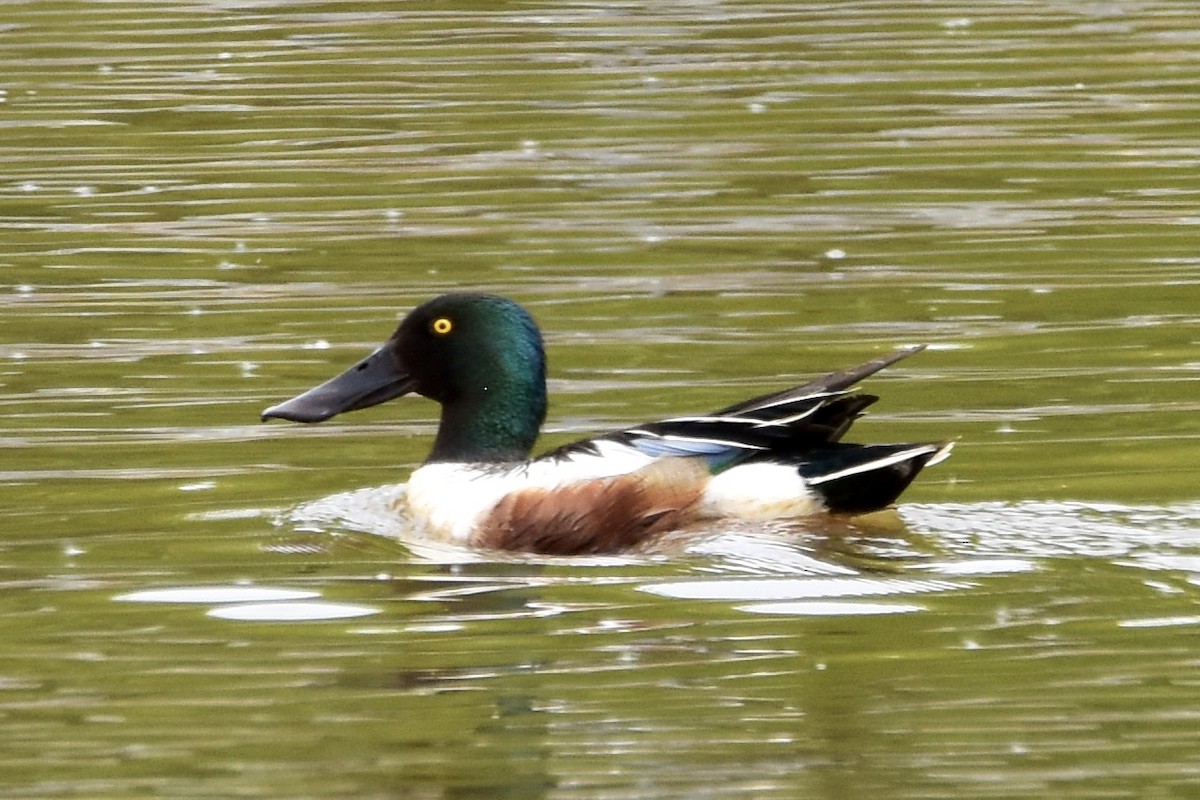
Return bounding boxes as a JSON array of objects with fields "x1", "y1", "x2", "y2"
[{"x1": 262, "y1": 293, "x2": 953, "y2": 555}]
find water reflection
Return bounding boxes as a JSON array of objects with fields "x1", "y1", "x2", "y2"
[
  {"x1": 116, "y1": 584, "x2": 381, "y2": 621},
  {"x1": 116, "y1": 585, "x2": 319, "y2": 604},
  {"x1": 268, "y1": 482, "x2": 1200, "y2": 623},
  {"x1": 208, "y1": 601, "x2": 379, "y2": 621},
  {"x1": 738, "y1": 600, "x2": 926, "y2": 616}
]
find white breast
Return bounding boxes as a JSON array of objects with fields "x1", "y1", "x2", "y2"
[{"x1": 400, "y1": 440, "x2": 657, "y2": 544}]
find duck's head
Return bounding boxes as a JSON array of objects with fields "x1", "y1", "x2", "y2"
[{"x1": 263, "y1": 293, "x2": 547, "y2": 462}]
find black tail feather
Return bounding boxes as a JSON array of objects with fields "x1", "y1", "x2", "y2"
[{"x1": 802, "y1": 441, "x2": 952, "y2": 515}]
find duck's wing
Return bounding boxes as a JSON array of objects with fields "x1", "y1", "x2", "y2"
[
  {"x1": 529, "y1": 346, "x2": 950, "y2": 526},
  {"x1": 545, "y1": 347, "x2": 925, "y2": 469},
  {"x1": 710, "y1": 345, "x2": 925, "y2": 416}
]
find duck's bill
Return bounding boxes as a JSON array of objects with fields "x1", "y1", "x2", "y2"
[{"x1": 261, "y1": 346, "x2": 415, "y2": 423}]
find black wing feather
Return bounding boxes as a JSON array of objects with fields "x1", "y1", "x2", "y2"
[{"x1": 546, "y1": 347, "x2": 924, "y2": 463}]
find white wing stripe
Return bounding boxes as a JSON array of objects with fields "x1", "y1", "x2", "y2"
[
  {"x1": 656, "y1": 401, "x2": 828, "y2": 429},
  {"x1": 726, "y1": 389, "x2": 842, "y2": 414},
  {"x1": 658, "y1": 415, "x2": 771, "y2": 426},
  {"x1": 657, "y1": 435, "x2": 768, "y2": 451},
  {"x1": 625, "y1": 429, "x2": 769, "y2": 452},
  {"x1": 752, "y1": 404, "x2": 825, "y2": 428},
  {"x1": 806, "y1": 445, "x2": 939, "y2": 485}
]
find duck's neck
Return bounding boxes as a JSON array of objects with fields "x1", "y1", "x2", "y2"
[{"x1": 427, "y1": 377, "x2": 546, "y2": 463}]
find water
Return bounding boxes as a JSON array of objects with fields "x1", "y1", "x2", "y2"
[{"x1": 3, "y1": 2, "x2": 1200, "y2": 797}]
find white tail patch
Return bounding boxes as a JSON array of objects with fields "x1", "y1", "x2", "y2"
[{"x1": 700, "y1": 462, "x2": 822, "y2": 520}]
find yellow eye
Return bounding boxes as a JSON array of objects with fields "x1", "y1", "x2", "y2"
[{"x1": 431, "y1": 317, "x2": 453, "y2": 335}]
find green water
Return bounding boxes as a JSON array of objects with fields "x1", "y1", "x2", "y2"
[{"x1": 3, "y1": 2, "x2": 1200, "y2": 797}]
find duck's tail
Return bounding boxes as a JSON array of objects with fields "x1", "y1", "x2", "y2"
[{"x1": 802, "y1": 440, "x2": 955, "y2": 514}]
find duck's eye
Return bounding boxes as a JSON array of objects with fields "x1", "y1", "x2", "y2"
[{"x1": 430, "y1": 317, "x2": 453, "y2": 335}]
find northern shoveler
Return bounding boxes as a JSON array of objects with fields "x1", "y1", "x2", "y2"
[{"x1": 263, "y1": 293, "x2": 952, "y2": 555}]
